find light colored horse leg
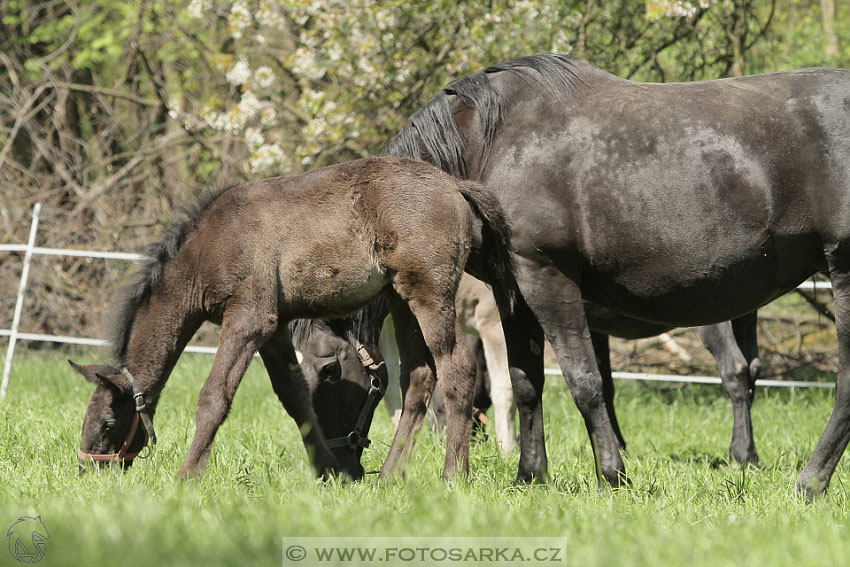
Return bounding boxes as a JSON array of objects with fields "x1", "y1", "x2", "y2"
[
  {"x1": 473, "y1": 301, "x2": 516, "y2": 453},
  {"x1": 458, "y1": 275, "x2": 517, "y2": 453},
  {"x1": 378, "y1": 315, "x2": 403, "y2": 428}
]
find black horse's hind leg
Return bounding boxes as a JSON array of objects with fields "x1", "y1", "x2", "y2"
[
  {"x1": 258, "y1": 329, "x2": 340, "y2": 479},
  {"x1": 698, "y1": 315, "x2": 760, "y2": 466},
  {"x1": 591, "y1": 332, "x2": 627, "y2": 451},
  {"x1": 497, "y1": 291, "x2": 547, "y2": 483},
  {"x1": 515, "y1": 257, "x2": 627, "y2": 490},
  {"x1": 798, "y1": 250, "x2": 850, "y2": 499}
]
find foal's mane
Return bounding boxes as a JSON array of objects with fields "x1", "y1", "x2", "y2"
[
  {"x1": 384, "y1": 53, "x2": 586, "y2": 178},
  {"x1": 108, "y1": 183, "x2": 240, "y2": 361}
]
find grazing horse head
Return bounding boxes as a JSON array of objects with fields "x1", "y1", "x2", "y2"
[
  {"x1": 69, "y1": 361, "x2": 154, "y2": 471},
  {"x1": 291, "y1": 318, "x2": 386, "y2": 480}
]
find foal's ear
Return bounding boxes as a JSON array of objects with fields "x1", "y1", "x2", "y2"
[{"x1": 68, "y1": 360, "x2": 128, "y2": 393}]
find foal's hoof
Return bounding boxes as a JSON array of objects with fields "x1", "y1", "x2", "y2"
[
  {"x1": 795, "y1": 473, "x2": 828, "y2": 502},
  {"x1": 177, "y1": 465, "x2": 203, "y2": 481},
  {"x1": 377, "y1": 465, "x2": 407, "y2": 483}
]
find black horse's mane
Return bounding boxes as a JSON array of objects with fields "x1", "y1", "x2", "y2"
[
  {"x1": 384, "y1": 53, "x2": 586, "y2": 179},
  {"x1": 108, "y1": 183, "x2": 240, "y2": 361}
]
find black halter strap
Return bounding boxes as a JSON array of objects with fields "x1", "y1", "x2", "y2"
[
  {"x1": 325, "y1": 341, "x2": 386, "y2": 451},
  {"x1": 120, "y1": 367, "x2": 157, "y2": 445}
]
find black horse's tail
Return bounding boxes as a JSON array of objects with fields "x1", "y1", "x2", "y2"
[{"x1": 458, "y1": 181, "x2": 518, "y2": 315}]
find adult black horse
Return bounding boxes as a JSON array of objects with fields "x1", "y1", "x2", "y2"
[{"x1": 380, "y1": 54, "x2": 849, "y2": 498}]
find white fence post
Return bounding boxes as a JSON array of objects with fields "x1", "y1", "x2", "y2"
[{"x1": 1, "y1": 203, "x2": 42, "y2": 400}]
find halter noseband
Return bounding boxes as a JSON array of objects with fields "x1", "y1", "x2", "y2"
[
  {"x1": 325, "y1": 341, "x2": 386, "y2": 451},
  {"x1": 78, "y1": 367, "x2": 158, "y2": 463}
]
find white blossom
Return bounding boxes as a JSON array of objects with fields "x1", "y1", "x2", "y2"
[
  {"x1": 226, "y1": 57, "x2": 252, "y2": 86},
  {"x1": 244, "y1": 127, "x2": 264, "y2": 148},
  {"x1": 254, "y1": 66, "x2": 275, "y2": 89},
  {"x1": 250, "y1": 143, "x2": 289, "y2": 173},
  {"x1": 228, "y1": 0, "x2": 251, "y2": 40},
  {"x1": 187, "y1": 0, "x2": 208, "y2": 19},
  {"x1": 260, "y1": 107, "x2": 277, "y2": 125}
]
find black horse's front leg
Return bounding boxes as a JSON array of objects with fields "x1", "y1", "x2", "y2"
[{"x1": 797, "y1": 252, "x2": 850, "y2": 499}]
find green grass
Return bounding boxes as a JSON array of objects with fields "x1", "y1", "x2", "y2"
[{"x1": 1, "y1": 351, "x2": 849, "y2": 566}]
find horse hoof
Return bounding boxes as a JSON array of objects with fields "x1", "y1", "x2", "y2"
[
  {"x1": 513, "y1": 471, "x2": 548, "y2": 486},
  {"x1": 795, "y1": 473, "x2": 828, "y2": 502},
  {"x1": 729, "y1": 447, "x2": 760, "y2": 468},
  {"x1": 601, "y1": 466, "x2": 630, "y2": 490}
]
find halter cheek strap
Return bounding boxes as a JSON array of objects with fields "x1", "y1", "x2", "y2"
[
  {"x1": 325, "y1": 341, "x2": 387, "y2": 451},
  {"x1": 78, "y1": 367, "x2": 158, "y2": 463}
]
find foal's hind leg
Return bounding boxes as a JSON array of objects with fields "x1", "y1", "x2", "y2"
[
  {"x1": 378, "y1": 296, "x2": 438, "y2": 480},
  {"x1": 380, "y1": 293, "x2": 476, "y2": 480},
  {"x1": 258, "y1": 329, "x2": 338, "y2": 478},
  {"x1": 179, "y1": 306, "x2": 279, "y2": 479},
  {"x1": 798, "y1": 249, "x2": 850, "y2": 498},
  {"x1": 698, "y1": 315, "x2": 760, "y2": 466}
]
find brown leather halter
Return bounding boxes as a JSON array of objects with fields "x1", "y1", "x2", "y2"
[
  {"x1": 78, "y1": 367, "x2": 157, "y2": 463},
  {"x1": 325, "y1": 341, "x2": 386, "y2": 451}
]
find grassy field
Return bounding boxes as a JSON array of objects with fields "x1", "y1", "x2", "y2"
[{"x1": 1, "y1": 351, "x2": 849, "y2": 566}]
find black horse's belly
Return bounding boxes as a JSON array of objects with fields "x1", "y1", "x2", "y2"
[{"x1": 579, "y1": 231, "x2": 826, "y2": 327}]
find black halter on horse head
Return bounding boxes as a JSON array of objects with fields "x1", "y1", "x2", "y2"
[{"x1": 376, "y1": 53, "x2": 849, "y2": 498}]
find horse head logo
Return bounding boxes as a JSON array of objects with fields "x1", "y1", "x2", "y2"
[{"x1": 6, "y1": 516, "x2": 49, "y2": 564}]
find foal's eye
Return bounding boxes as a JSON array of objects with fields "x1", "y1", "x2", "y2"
[
  {"x1": 103, "y1": 420, "x2": 117, "y2": 433},
  {"x1": 319, "y1": 360, "x2": 341, "y2": 382}
]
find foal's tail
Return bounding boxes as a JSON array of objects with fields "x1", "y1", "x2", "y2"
[{"x1": 458, "y1": 181, "x2": 519, "y2": 315}]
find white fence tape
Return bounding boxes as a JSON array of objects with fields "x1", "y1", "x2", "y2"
[{"x1": 0, "y1": 204, "x2": 837, "y2": 399}]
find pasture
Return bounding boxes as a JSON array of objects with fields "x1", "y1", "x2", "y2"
[{"x1": 1, "y1": 350, "x2": 848, "y2": 567}]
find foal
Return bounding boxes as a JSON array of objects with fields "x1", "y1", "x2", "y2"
[{"x1": 72, "y1": 156, "x2": 516, "y2": 480}]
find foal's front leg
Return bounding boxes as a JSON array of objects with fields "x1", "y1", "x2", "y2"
[{"x1": 179, "y1": 308, "x2": 277, "y2": 479}]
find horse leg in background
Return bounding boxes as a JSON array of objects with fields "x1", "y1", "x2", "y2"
[
  {"x1": 473, "y1": 296, "x2": 518, "y2": 454},
  {"x1": 798, "y1": 251, "x2": 850, "y2": 499},
  {"x1": 259, "y1": 328, "x2": 339, "y2": 478},
  {"x1": 497, "y1": 288, "x2": 548, "y2": 483},
  {"x1": 698, "y1": 316, "x2": 760, "y2": 466},
  {"x1": 178, "y1": 305, "x2": 279, "y2": 479},
  {"x1": 591, "y1": 332, "x2": 627, "y2": 451},
  {"x1": 732, "y1": 312, "x2": 761, "y2": 380},
  {"x1": 466, "y1": 334, "x2": 491, "y2": 438},
  {"x1": 517, "y1": 257, "x2": 627, "y2": 489},
  {"x1": 379, "y1": 316, "x2": 403, "y2": 427},
  {"x1": 379, "y1": 297, "x2": 438, "y2": 480}
]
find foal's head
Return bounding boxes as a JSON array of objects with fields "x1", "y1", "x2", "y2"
[
  {"x1": 70, "y1": 361, "x2": 152, "y2": 471},
  {"x1": 291, "y1": 320, "x2": 385, "y2": 480}
]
